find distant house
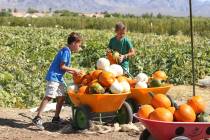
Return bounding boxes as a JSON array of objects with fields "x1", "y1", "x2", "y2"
[
  {"x1": 12, "y1": 12, "x2": 51, "y2": 18},
  {"x1": 81, "y1": 12, "x2": 104, "y2": 18}
]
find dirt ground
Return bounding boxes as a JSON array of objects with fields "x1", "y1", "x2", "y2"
[{"x1": 0, "y1": 85, "x2": 209, "y2": 140}]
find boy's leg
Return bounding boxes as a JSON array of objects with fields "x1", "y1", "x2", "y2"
[
  {"x1": 37, "y1": 96, "x2": 52, "y2": 117},
  {"x1": 32, "y1": 96, "x2": 52, "y2": 130},
  {"x1": 52, "y1": 82, "x2": 66, "y2": 123},
  {"x1": 54, "y1": 96, "x2": 65, "y2": 118},
  {"x1": 33, "y1": 81, "x2": 58, "y2": 129}
]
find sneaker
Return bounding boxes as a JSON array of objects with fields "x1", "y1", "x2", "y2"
[
  {"x1": 32, "y1": 116, "x2": 44, "y2": 130},
  {"x1": 52, "y1": 116, "x2": 64, "y2": 124}
]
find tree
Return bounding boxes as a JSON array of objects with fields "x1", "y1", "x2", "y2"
[
  {"x1": 27, "y1": 8, "x2": 39, "y2": 14},
  {"x1": 13, "y1": 8, "x2": 18, "y2": 13},
  {"x1": 0, "y1": 9, "x2": 12, "y2": 16},
  {"x1": 48, "y1": 8, "x2": 52, "y2": 13},
  {"x1": 157, "y1": 13, "x2": 162, "y2": 18}
]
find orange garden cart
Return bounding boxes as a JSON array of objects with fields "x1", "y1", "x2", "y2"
[
  {"x1": 68, "y1": 92, "x2": 133, "y2": 130},
  {"x1": 126, "y1": 85, "x2": 173, "y2": 114}
]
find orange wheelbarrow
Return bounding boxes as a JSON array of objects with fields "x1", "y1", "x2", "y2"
[
  {"x1": 126, "y1": 85, "x2": 173, "y2": 113},
  {"x1": 68, "y1": 92, "x2": 133, "y2": 130},
  {"x1": 134, "y1": 114, "x2": 210, "y2": 140}
]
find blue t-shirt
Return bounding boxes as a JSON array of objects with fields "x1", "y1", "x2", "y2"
[{"x1": 45, "y1": 46, "x2": 71, "y2": 83}]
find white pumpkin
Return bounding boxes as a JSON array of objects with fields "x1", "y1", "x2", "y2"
[
  {"x1": 135, "y1": 73, "x2": 149, "y2": 83},
  {"x1": 120, "y1": 80, "x2": 131, "y2": 93},
  {"x1": 96, "y1": 58, "x2": 110, "y2": 70},
  {"x1": 135, "y1": 81, "x2": 148, "y2": 88},
  {"x1": 104, "y1": 66, "x2": 117, "y2": 77},
  {"x1": 67, "y1": 84, "x2": 79, "y2": 92},
  {"x1": 110, "y1": 80, "x2": 123, "y2": 94},
  {"x1": 109, "y1": 64, "x2": 123, "y2": 77}
]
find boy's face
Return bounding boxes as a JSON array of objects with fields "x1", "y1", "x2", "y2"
[
  {"x1": 71, "y1": 42, "x2": 81, "y2": 53},
  {"x1": 116, "y1": 29, "x2": 126, "y2": 39}
]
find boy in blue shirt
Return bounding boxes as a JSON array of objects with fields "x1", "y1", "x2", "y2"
[{"x1": 32, "y1": 32, "x2": 83, "y2": 130}]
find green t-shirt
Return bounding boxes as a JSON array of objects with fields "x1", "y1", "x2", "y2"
[{"x1": 108, "y1": 36, "x2": 133, "y2": 70}]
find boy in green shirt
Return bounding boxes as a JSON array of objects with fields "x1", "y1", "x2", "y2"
[{"x1": 107, "y1": 22, "x2": 135, "y2": 72}]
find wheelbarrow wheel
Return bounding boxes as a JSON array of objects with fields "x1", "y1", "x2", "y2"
[
  {"x1": 126, "y1": 98, "x2": 140, "y2": 122},
  {"x1": 74, "y1": 105, "x2": 91, "y2": 130},
  {"x1": 117, "y1": 101, "x2": 133, "y2": 124},
  {"x1": 139, "y1": 129, "x2": 154, "y2": 140},
  {"x1": 126, "y1": 98, "x2": 140, "y2": 113}
]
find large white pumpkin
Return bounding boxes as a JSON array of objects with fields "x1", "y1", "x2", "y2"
[
  {"x1": 135, "y1": 81, "x2": 148, "y2": 88},
  {"x1": 120, "y1": 80, "x2": 131, "y2": 93},
  {"x1": 104, "y1": 66, "x2": 118, "y2": 77},
  {"x1": 110, "y1": 80, "x2": 123, "y2": 94},
  {"x1": 109, "y1": 64, "x2": 123, "y2": 77},
  {"x1": 135, "y1": 73, "x2": 149, "y2": 83},
  {"x1": 67, "y1": 84, "x2": 79, "y2": 92},
  {"x1": 96, "y1": 58, "x2": 110, "y2": 70}
]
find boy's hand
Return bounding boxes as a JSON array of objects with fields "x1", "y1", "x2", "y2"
[
  {"x1": 74, "y1": 69, "x2": 85, "y2": 75},
  {"x1": 106, "y1": 48, "x2": 111, "y2": 52},
  {"x1": 119, "y1": 55, "x2": 126, "y2": 63}
]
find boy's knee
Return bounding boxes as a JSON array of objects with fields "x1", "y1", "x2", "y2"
[
  {"x1": 57, "y1": 96, "x2": 65, "y2": 102},
  {"x1": 44, "y1": 96, "x2": 52, "y2": 101}
]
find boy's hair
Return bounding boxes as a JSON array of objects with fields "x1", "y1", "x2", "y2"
[
  {"x1": 67, "y1": 32, "x2": 82, "y2": 45},
  {"x1": 115, "y1": 22, "x2": 126, "y2": 32}
]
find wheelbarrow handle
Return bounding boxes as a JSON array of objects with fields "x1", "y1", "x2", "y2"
[{"x1": 121, "y1": 66, "x2": 134, "y2": 79}]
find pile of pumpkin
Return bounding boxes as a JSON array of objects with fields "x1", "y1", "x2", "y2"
[
  {"x1": 106, "y1": 50, "x2": 169, "y2": 89},
  {"x1": 137, "y1": 93, "x2": 209, "y2": 122},
  {"x1": 134, "y1": 70, "x2": 168, "y2": 89},
  {"x1": 69, "y1": 57, "x2": 135, "y2": 94}
]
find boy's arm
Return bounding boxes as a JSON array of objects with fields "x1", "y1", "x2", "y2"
[
  {"x1": 60, "y1": 62, "x2": 81, "y2": 75},
  {"x1": 119, "y1": 38, "x2": 136, "y2": 62},
  {"x1": 124, "y1": 38, "x2": 135, "y2": 58},
  {"x1": 119, "y1": 48, "x2": 135, "y2": 63},
  {"x1": 125, "y1": 48, "x2": 135, "y2": 58}
]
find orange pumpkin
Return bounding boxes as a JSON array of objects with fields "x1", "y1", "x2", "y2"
[
  {"x1": 187, "y1": 96, "x2": 206, "y2": 114},
  {"x1": 167, "y1": 107, "x2": 175, "y2": 114},
  {"x1": 117, "y1": 76, "x2": 128, "y2": 83},
  {"x1": 77, "y1": 86, "x2": 88, "y2": 95},
  {"x1": 137, "y1": 105, "x2": 154, "y2": 119},
  {"x1": 98, "y1": 71, "x2": 115, "y2": 87},
  {"x1": 107, "y1": 52, "x2": 116, "y2": 64},
  {"x1": 149, "y1": 107, "x2": 173, "y2": 122},
  {"x1": 89, "y1": 70, "x2": 95, "y2": 77},
  {"x1": 91, "y1": 70, "x2": 102, "y2": 80},
  {"x1": 152, "y1": 70, "x2": 167, "y2": 81},
  {"x1": 174, "y1": 104, "x2": 196, "y2": 122},
  {"x1": 81, "y1": 74, "x2": 92, "y2": 86},
  {"x1": 88, "y1": 79, "x2": 98, "y2": 86},
  {"x1": 127, "y1": 78, "x2": 137, "y2": 88},
  {"x1": 150, "y1": 93, "x2": 171, "y2": 108},
  {"x1": 68, "y1": 89, "x2": 75, "y2": 94},
  {"x1": 73, "y1": 71, "x2": 85, "y2": 85}
]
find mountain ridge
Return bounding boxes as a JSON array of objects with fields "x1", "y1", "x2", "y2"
[{"x1": 0, "y1": 0, "x2": 210, "y2": 17}]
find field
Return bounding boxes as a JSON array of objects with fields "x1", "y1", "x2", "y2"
[
  {"x1": 0, "y1": 14, "x2": 210, "y2": 140},
  {"x1": 0, "y1": 26, "x2": 210, "y2": 108}
]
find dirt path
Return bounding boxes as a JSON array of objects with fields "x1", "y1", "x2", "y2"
[{"x1": 0, "y1": 85, "x2": 209, "y2": 140}]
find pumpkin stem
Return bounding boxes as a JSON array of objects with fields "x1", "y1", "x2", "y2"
[
  {"x1": 166, "y1": 94, "x2": 174, "y2": 106},
  {"x1": 166, "y1": 94, "x2": 178, "y2": 109},
  {"x1": 148, "y1": 92, "x2": 154, "y2": 97}
]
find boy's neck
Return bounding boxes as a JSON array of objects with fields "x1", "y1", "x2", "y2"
[
  {"x1": 116, "y1": 36, "x2": 124, "y2": 40},
  {"x1": 67, "y1": 44, "x2": 72, "y2": 51}
]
